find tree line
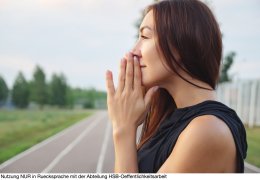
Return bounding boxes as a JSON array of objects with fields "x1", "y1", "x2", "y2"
[{"x1": 0, "y1": 65, "x2": 106, "y2": 109}]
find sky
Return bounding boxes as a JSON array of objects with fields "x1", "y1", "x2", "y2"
[{"x1": 0, "y1": 0, "x2": 259, "y2": 91}]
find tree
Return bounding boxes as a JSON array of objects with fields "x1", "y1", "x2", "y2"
[
  {"x1": 70, "y1": 87, "x2": 107, "y2": 109},
  {"x1": 30, "y1": 65, "x2": 48, "y2": 109},
  {"x1": 0, "y1": 75, "x2": 8, "y2": 105},
  {"x1": 219, "y1": 52, "x2": 235, "y2": 83},
  {"x1": 12, "y1": 72, "x2": 30, "y2": 108},
  {"x1": 49, "y1": 73, "x2": 67, "y2": 107},
  {"x1": 66, "y1": 86, "x2": 74, "y2": 109}
]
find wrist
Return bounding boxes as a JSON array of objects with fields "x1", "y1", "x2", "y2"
[{"x1": 112, "y1": 125, "x2": 137, "y2": 142}]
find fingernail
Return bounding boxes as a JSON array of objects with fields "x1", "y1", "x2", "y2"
[
  {"x1": 133, "y1": 56, "x2": 138, "y2": 62},
  {"x1": 122, "y1": 59, "x2": 126, "y2": 64},
  {"x1": 129, "y1": 53, "x2": 133, "y2": 60}
]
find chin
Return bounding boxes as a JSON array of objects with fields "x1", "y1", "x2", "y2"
[{"x1": 141, "y1": 78, "x2": 158, "y2": 89}]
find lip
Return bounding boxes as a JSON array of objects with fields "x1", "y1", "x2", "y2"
[{"x1": 140, "y1": 65, "x2": 146, "y2": 68}]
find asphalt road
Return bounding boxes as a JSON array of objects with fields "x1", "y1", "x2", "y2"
[
  {"x1": 0, "y1": 111, "x2": 113, "y2": 173},
  {"x1": 0, "y1": 110, "x2": 259, "y2": 173}
]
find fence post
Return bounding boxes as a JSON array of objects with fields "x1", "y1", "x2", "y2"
[
  {"x1": 244, "y1": 81, "x2": 251, "y2": 126},
  {"x1": 236, "y1": 81, "x2": 243, "y2": 119},
  {"x1": 256, "y1": 80, "x2": 260, "y2": 126},
  {"x1": 217, "y1": 84, "x2": 223, "y2": 102},
  {"x1": 249, "y1": 80, "x2": 258, "y2": 128},
  {"x1": 224, "y1": 83, "x2": 230, "y2": 106}
]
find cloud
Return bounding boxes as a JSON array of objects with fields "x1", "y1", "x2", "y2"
[
  {"x1": 0, "y1": 0, "x2": 153, "y2": 84},
  {"x1": 0, "y1": 0, "x2": 259, "y2": 91},
  {"x1": 230, "y1": 60, "x2": 260, "y2": 80},
  {"x1": 210, "y1": 0, "x2": 260, "y2": 80},
  {"x1": 0, "y1": 55, "x2": 35, "y2": 88}
]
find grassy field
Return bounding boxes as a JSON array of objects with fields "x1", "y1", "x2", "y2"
[
  {"x1": 0, "y1": 109, "x2": 93, "y2": 164},
  {"x1": 1, "y1": 109, "x2": 259, "y2": 169},
  {"x1": 245, "y1": 127, "x2": 260, "y2": 168}
]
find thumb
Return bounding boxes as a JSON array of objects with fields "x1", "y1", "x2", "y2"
[{"x1": 144, "y1": 86, "x2": 159, "y2": 108}]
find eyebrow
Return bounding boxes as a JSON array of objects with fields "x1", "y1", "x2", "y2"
[{"x1": 139, "y1": 26, "x2": 153, "y2": 33}]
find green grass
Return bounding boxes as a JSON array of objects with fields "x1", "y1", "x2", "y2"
[
  {"x1": 0, "y1": 109, "x2": 93, "y2": 164},
  {"x1": 1, "y1": 110, "x2": 259, "y2": 169},
  {"x1": 245, "y1": 127, "x2": 260, "y2": 168}
]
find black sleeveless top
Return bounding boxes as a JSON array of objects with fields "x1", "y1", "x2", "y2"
[{"x1": 137, "y1": 100, "x2": 247, "y2": 173}]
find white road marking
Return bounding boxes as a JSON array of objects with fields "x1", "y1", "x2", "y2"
[
  {"x1": 0, "y1": 113, "x2": 99, "y2": 171},
  {"x1": 41, "y1": 113, "x2": 105, "y2": 173},
  {"x1": 96, "y1": 120, "x2": 112, "y2": 173},
  {"x1": 244, "y1": 162, "x2": 260, "y2": 173}
]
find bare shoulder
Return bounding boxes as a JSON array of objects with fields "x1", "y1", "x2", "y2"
[
  {"x1": 180, "y1": 115, "x2": 237, "y2": 168},
  {"x1": 183, "y1": 115, "x2": 235, "y2": 146},
  {"x1": 158, "y1": 115, "x2": 237, "y2": 173}
]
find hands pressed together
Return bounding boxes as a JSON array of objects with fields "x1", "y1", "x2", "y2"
[
  {"x1": 106, "y1": 52, "x2": 158, "y2": 136},
  {"x1": 105, "y1": 52, "x2": 158, "y2": 172}
]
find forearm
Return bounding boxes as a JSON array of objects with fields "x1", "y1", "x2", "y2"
[
  {"x1": 105, "y1": 52, "x2": 156, "y2": 173},
  {"x1": 113, "y1": 127, "x2": 139, "y2": 173}
]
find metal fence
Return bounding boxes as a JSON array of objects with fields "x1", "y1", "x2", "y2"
[{"x1": 216, "y1": 79, "x2": 260, "y2": 128}]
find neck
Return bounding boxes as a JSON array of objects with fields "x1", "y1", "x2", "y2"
[{"x1": 162, "y1": 75, "x2": 217, "y2": 109}]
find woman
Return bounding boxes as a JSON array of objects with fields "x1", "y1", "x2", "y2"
[{"x1": 105, "y1": 0, "x2": 247, "y2": 173}]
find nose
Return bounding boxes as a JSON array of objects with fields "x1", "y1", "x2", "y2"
[{"x1": 131, "y1": 44, "x2": 142, "y2": 59}]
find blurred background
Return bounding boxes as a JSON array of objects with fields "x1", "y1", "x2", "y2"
[{"x1": 0, "y1": 0, "x2": 259, "y2": 173}]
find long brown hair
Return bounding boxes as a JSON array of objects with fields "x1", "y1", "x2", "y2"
[{"x1": 137, "y1": 0, "x2": 222, "y2": 149}]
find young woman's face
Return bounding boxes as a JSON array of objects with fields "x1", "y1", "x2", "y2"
[{"x1": 132, "y1": 10, "x2": 172, "y2": 89}]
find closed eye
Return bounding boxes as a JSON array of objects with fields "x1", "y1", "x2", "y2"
[{"x1": 140, "y1": 35, "x2": 149, "y2": 39}]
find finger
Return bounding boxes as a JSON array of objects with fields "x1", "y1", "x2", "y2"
[
  {"x1": 117, "y1": 58, "x2": 126, "y2": 93},
  {"x1": 133, "y1": 55, "x2": 142, "y2": 89},
  {"x1": 144, "y1": 86, "x2": 159, "y2": 108},
  {"x1": 125, "y1": 53, "x2": 134, "y2": 90},
  {"x1": 106, "y1": 70, "x2": 115, "y2": 97}
]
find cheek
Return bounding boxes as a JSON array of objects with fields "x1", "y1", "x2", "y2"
[
  {"x1": 140, "y1": 40, "x2": 171, "y2": 87},
  {"x1": 142, "y1": 41, "x2": 157, "y2": 58},
  {"x1": 141, "y1": 61, "x2": 171, "y2": 88}
]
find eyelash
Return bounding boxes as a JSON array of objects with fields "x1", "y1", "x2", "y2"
[{"x1": 140, "y1": 35, "x2": 148, "y2": 39}]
